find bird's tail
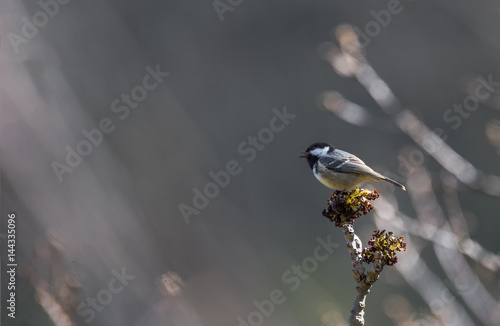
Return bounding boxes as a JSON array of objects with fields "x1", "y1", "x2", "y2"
[{"x1": 382, "y1": 177, "x2": 406, "y2": 191}]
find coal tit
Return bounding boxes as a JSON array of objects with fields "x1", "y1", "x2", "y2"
[{"x1": 299, "y1": 142, "x2": 406, "y2": 191}]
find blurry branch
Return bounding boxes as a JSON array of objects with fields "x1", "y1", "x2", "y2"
[
  {"x1": 383, "y1": 294, "x2": 438, "y2": 326},
  {"x1": 150, "y1": 271, "x2": 205, "y2": 326},
  {"x1": 486, "y1": 119, "x2": 500, "y2": 156},
  {"x1": 26, "y1": 230, "x2": 80, "y2": 326},
  {"x1": 372, "y1": 163, "x2": 500, "y2": 272},
  {"x1": 372, "y1": 151, "x2": 499, "y2": 325},
  {"x1": 318, "y1": 90, "x2": 371, "y2": 127},
  {"x1": 318, "y1": 90, "x2": 399, "y2": 133},
  {"x1": 458, "y1": 238, "x2": 500, "y2": 271},
  {"x1": 441, "y1": 173, "x2": 500, "y2": 271},
  {"x1": 318, "y1": 24, "x2": 500, "y2": 198},
  {"x1": 465, "y1": 77, "x2": 500, "y2": 113},
  {"x1": 373, "y1": 194, "x2": 475, "y2": 326},
  {"x1": 377, "y1": 195, "x2": 500, "y2": 272},
  {"x1": 322, "y1": 190, "x2": 405, "y2": 326},
  {"x1": 405, "y1": 164, "x2": 498, "y2": 326}
]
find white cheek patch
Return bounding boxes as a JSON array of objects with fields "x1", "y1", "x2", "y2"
[{"x1": 310, "y1": 147, "x2": 329, "y2": 156}]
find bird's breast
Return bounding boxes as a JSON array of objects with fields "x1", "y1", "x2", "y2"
[{"x1": 313, "y1": 163, "x2": 367, "y2": 190}]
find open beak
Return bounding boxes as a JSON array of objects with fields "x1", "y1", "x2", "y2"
[{"x1": 298, "y1": 151, "x2": 309, "y2": 158}]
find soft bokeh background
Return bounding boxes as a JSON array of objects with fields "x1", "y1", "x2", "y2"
[{"x1": 2, "y1": 0, "x2": 500, "y2": 325}]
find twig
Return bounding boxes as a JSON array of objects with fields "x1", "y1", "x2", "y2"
[
  {"x1": 343, "y1": 223, "x2": 367, "y2": 326},
  {"x1": 343, "y1": 223, "x2": 384, "y2": 326}
]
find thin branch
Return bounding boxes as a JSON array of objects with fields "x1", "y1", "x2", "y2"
[
  {"x1": 343, "y1": 223, "x2": 370, "y2": 326},
  {"x1": 324, "y1": 190, "x2": 404, "y2": 326}
]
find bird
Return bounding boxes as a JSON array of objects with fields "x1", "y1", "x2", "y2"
[{"x1": 299, "y1": 142, "x2": 406, "y2": 191}]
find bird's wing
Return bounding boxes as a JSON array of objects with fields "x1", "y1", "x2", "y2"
[{"x1": 321, "y1": 152, "x2": 382, "y2": 177}]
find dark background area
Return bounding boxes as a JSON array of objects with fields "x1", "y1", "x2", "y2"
[{"x1": 1, "y1": 0, "x2": 500, "y2": 325}]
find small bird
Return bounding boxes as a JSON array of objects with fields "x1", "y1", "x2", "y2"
[{"x1": 299, "y1": 142, "x2": 406, "y2": 191}]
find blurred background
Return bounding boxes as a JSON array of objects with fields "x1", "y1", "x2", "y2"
[{"x1": 2, "y1": 0, "x2": 500, "y2": 325}]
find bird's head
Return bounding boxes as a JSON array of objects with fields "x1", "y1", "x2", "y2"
[{"x1": 299, "y1": 142, "x2": 334, "y2": 168}]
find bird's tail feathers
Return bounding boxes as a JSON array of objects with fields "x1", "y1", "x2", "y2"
[{"x1": 382, "y1": 177, "x2": 406, "y2": 191}]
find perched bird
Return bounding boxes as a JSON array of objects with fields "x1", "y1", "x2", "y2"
[{"x1": 299, "y1": 142, "x2": 406, "y2": 191}]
